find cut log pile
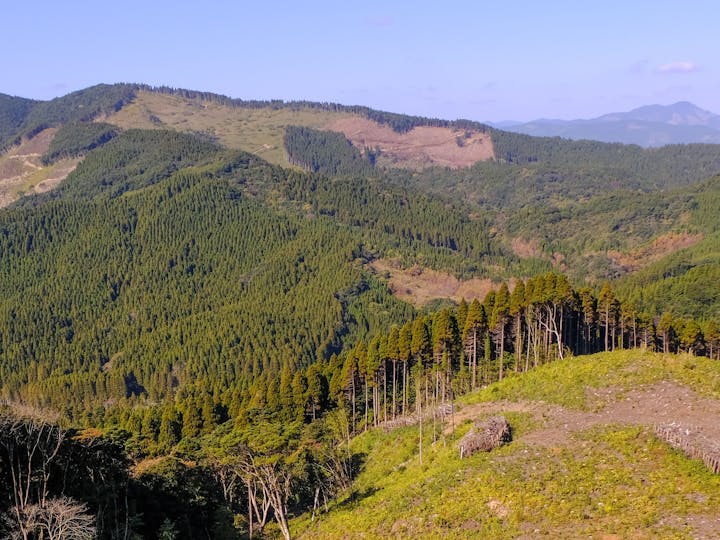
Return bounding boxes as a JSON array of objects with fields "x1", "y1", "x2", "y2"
[
  {"x1": 654, "y1": 423, "x2": 720, "y2": 474},
  {"x1": 458, "y1": 416, "x2": 511, "y2": 458}
]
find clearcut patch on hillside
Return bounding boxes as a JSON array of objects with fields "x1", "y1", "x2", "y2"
[
  {"x1": 607, "y1": 231, "x2": 703, "y2": 272},
  {"x1": 104, "y1": 90, "x2": 356, "y2": 166},
  {"x1": 451, "y1": 379, "x2": 720, "y2": 448},
  {"x1": 105, "y1": 91, "x2": 495, "y2": 169},
  {"x1": 0, "y1": 128, "x2": 78, "y2": 207},
  {"x1": 369, "y1": 259, "x2": 498, "y2": 306},
  {"x1": 511, "y1": 236, "x2": 544, "y2": 258},
  {"x1": 327, "y1": 117, "x2": 494, "y2": 169}
]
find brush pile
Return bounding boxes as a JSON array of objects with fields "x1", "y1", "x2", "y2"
[{"x1": 459, "y1": 415, "x2": 511, "y2": 458}]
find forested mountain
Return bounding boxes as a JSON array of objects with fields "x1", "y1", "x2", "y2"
[
  {"x1": 0, "y1": 84, "x2": 135, "y2": 149},
  {"x1": 0, "y1": 93, "x2": 38, "y2": 148},
  {"x1": 1, "y1": 84, "x2": 720, "y2": 539}
]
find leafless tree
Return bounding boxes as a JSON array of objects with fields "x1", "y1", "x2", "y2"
[
  {"x1": 2, "y1": 497, "x2": 95, "y2": 540},
  {"x1": 0, "y1": 411, "x2": 67, "y2": 540},
  {"x1": 235, "y1": 446, "x2": 293, "y2": 540},
  {"x1": 36, "y1": 496, "x2": 96, "y2": 540},
  {"x1": 1, "y1": 503, "x2": 40, "y2": 540}
]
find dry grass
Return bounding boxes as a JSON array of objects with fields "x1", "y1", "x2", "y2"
[
  {"x1": 607, "y1": 232, "x2": 703, "y2": 272},
  {"x1": 326, "y1": 117, "x2": 494, "y2": 169},
  {"x1": 369, "y1": 258, "x2": 497, "y2": 307},
  {"x1": 0, "y1": 128, "x2": 78, "y2": 207},
  {"x1": 105, "y1": 91, "x2": 496, "y2": 169},
  {"x1": 104, "y1": 91, "x2": 355, "y2": 166}
]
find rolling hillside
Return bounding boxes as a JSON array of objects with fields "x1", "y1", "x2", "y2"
[
  {"x1": 294, "y1": 350, "x2": 720, "y2": 539},
  {"x1": 1, "y1": 84, "x2": 720, "y2": 539},
  {"x1": 104, "y1": 88, "x2": 495, "y2": 169}
]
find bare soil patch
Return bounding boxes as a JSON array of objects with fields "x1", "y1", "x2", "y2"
[
  {"x1": 657, "y1": 512, "x2": 720, "y2": 540},
  {"x1": 369, "y1": 259, "x2": 497, "y2": 307},
  {"x1": 107, "y1": 91, "x2": 495, "y2": 169},
  {"x1": 608, "y1": 232, "x2": 703, "y2": 272},
  {"x1": 326, "y1": 117, "x2": 494, "y2": 169},
  {"x1": 6, "y1": 127, "x2": 57, "y2": 157},
  {"x1": 32, "y1": 159, "x2": 79, "y2": 193},
  {"x1": 511, "y1": 237, "x2": 543, "y2": 259},
  {"x1": 0, "y1": 129, "x2": 76, "y2": 207},
  {"x1": 451, "y1": 380, "x2": 720, "y2": 448}
]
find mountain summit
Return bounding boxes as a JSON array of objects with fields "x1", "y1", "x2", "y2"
[
  {"x1": 499, "y1": 101, "x2": 720, "y2": 146},
  {"x1": 600, "y1": 101, "x2": 720, "y2": 127}
]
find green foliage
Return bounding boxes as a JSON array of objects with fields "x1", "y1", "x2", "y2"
[
  {"x1": 5, "y1": 84, "x2": 720, "y2": 539},
  {"x1": 44, "y1": 128, "x2": 224, "y2": 199},
  {"x1": 491, "y1": 129, "x2": 720, "y2": 188},
  {"x1": 616, "y1": 231, "x2": 720, "y2": 319},
  {"x1": 284, "y1": 125, "x2": 375, "y2": 176},
  {"x1": 280, "y1": 168, "x2": 499, "y2": 276},
  {"x1": 0, "y1": 129, "x2": 420, "y2": 423},
  {"x1": 20, "y1": 84, "x2": 137, "y2": 139},
  {"x1": 41, "y1": 122, "x2": 119, "y2": 164},
  {"x1": 369, "y1": 149, "x2": 720, "y2": 307},
  {"x1": 0, "y1": 93, "x2": 38, "y2": 148}
]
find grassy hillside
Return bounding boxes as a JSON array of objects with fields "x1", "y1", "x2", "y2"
[
  {"x1": 294, "y1": 350, "x2": 720, "y2": 539},
  {"x1": 105, "y1": 89, "x2": 353, "y2": 166}
]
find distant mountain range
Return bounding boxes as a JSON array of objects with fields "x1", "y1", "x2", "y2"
[{"x1": 492, "y1": 102, "x2": 720, "y2": 147}]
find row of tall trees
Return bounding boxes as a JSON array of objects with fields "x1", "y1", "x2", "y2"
[
  {"x1": 315, "y1": 274, "x2": 720, "y2": 434},
  {"x1": 110, "y1": 273, "x2": 719, "y2": 452}
]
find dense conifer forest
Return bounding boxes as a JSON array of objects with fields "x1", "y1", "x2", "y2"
[{"x1": 1, "y1": 84, "x2": 720, "y2": 538}]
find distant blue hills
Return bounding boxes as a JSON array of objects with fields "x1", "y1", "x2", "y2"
[{"x1": 490, "y1": 102, "x2": 720, "y2": 147}]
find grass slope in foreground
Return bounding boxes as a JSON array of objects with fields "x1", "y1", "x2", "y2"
[{"x1": 294, "y1": 350, "x2": 720, "y2": 539}]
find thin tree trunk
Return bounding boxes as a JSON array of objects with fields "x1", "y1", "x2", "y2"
[
  {"x1": 403, "y1": 361, "x2": 408, "y2": 416},
  {"x1": 498, "y1": 325, "x2": 505, "y2": 381},
  {"x1": 383, "y1": 365, "x2": 387, "y2": 423},
  {"x1": 392, "y1": 359, "x2": 397, "y2": 420},
  {"x1": 515, "y1": 314, "x2": 522, "y2": 373},
  {"x1": 351, "y1": 376, "x2": 356, "y2": 433},
  {"x1": 472, "y1": 330, "x2": 477, "y2": 389},
  {"x1": 364, "y1": 379, "x2": 369, "y2": 432},
  {"x1": 248, "y1": 484, "x2": 254, "y2": 539}
]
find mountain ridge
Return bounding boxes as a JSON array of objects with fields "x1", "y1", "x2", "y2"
[
  {"x1": 495, "y1": 101, "x2": 720, "y2": 146},
  {"x1": 1, "y1": 83, "x2": 720, "y2": 539}
]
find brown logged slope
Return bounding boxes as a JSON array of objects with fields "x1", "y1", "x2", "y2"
[
  {"x1": 105, "y1": 91, "x2": 495, "y2": 169},
  {"x1": 0, "y1": 128, "x2": 78, "y2": 207},
  {"x1": 327, "y1": 117, "x2": 494, "y2": 169},
  {"x1": 607, "y1": 232, "x2": 703, "y2": 272},
  {"x1": 369, "y1": 258, "x2": 501, "y2": 307}
]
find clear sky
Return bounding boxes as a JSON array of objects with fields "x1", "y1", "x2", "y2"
[{"x1": 2, "y1": 1, "x2": 718, "y2": 122}]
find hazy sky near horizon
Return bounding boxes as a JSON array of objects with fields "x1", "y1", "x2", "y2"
[{"x1": 2, "y1": 1, "x2": 718, "y2": 122}]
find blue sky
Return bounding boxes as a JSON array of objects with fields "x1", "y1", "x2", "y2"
[{"x1": 2, "y1": 1, "x2": 717, "y2": 121}]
